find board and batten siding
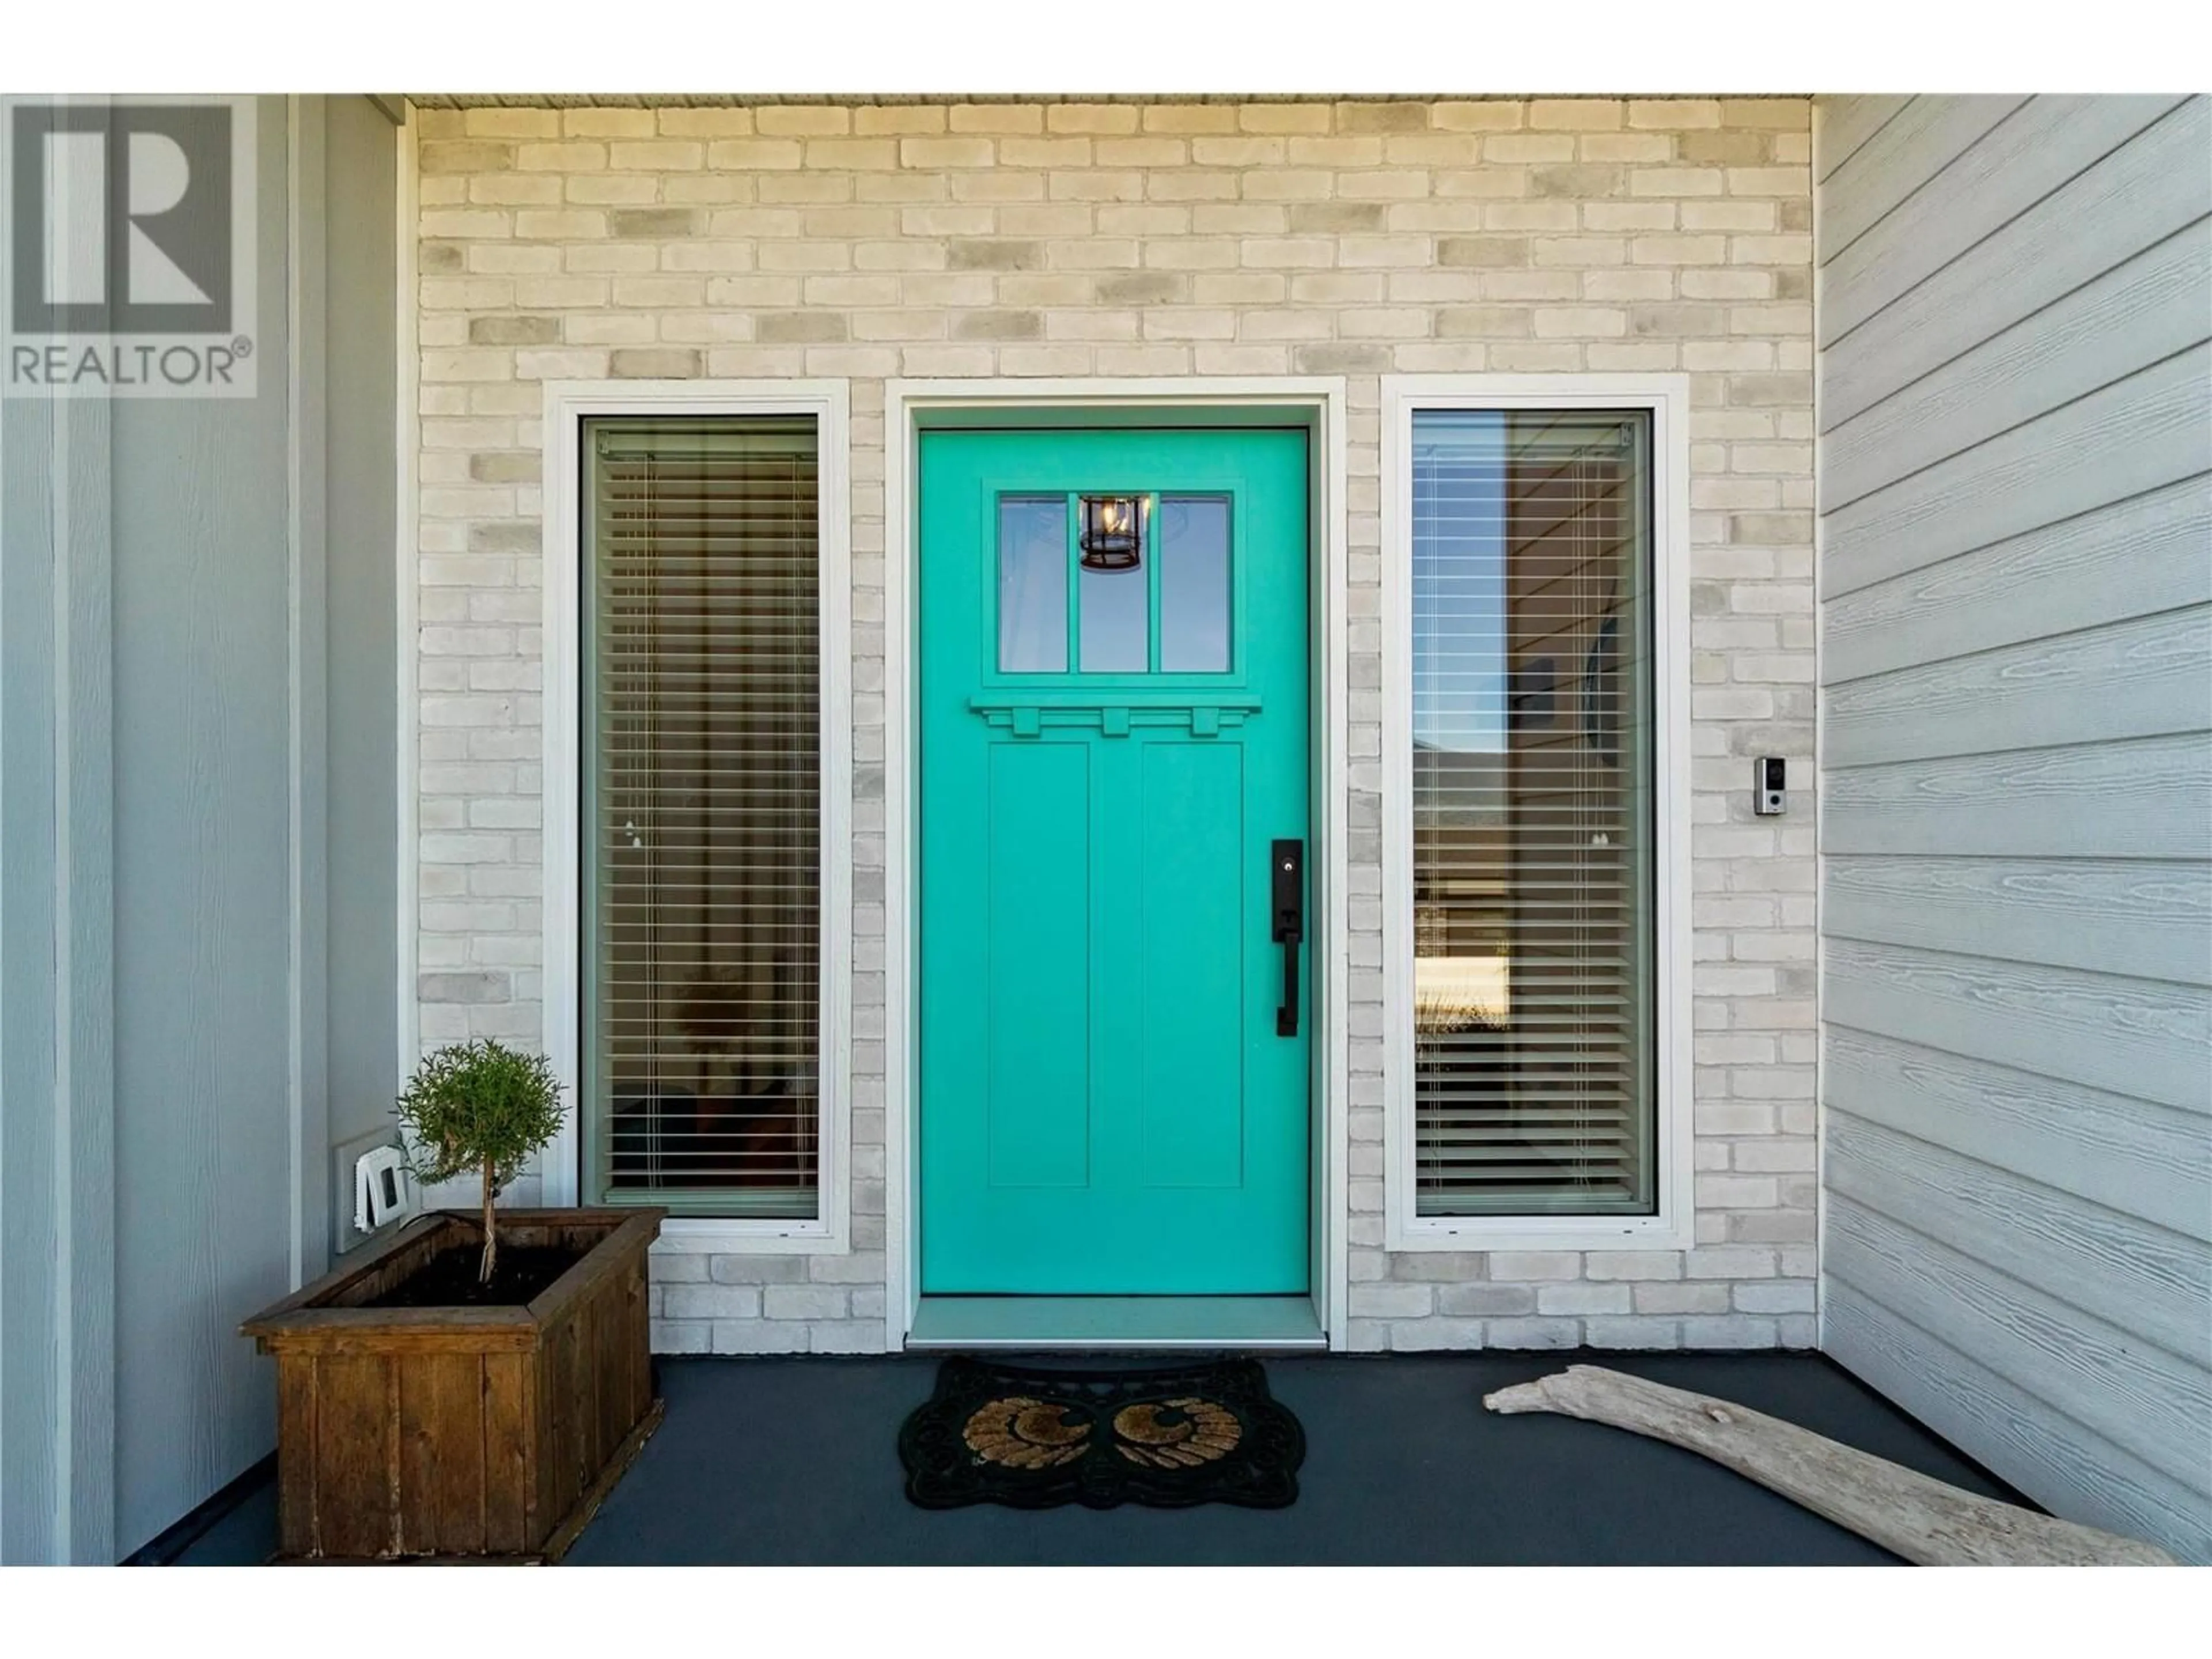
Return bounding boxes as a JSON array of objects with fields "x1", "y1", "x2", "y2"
[
  {"x1": 1813, "y1": 93, "x2": 2212, "y2": 1563},
  {"x1": 0, "y1": 97, "x2": 402, "y2": 1563}
]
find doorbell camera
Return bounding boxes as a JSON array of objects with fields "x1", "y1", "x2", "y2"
[{"x1": 1753, "y1": 757, "x2": 1787, "y2": 816}]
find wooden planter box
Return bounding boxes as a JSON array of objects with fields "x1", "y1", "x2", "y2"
[{"x1": 241, "y1": 1207, "x2": 665, "y2": 1563}]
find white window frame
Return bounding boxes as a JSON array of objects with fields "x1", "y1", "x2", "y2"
[
  {"x1": 1380, "y1": 374, "x2": 1694, "y2": 1254},
  {"x1": 541, "y1": 379, "x2": 853, "y2": 1256}
]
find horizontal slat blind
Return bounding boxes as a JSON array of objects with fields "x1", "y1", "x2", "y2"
[
  {"x1": 1411, "y1": 409, "x2": 1656, "y2": 1216},
  {"x1": 582, "y1": 417, "x2": 821, "y2": 1217}
]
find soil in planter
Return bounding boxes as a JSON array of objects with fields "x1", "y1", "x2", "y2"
[{"x1": 366, "y1": 1245, "x2": 581, "y2": 1309}]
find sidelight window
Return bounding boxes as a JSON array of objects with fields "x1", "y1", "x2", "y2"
[
  {"x1": 580, "y1": 415, "x2": 825, "y2": 1219},
  {"x1": 1384, "y1": 379, "x2": 1688, "y2": 1249}
]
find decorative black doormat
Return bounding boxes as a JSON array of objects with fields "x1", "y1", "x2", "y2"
[{"x1": 898, "y1": 1356, "x2": 1305, "y2": 1510}]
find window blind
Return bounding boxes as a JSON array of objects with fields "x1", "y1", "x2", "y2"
[
  {"x1": 1410, "y1": 409, "x2": 1656, "y2": 1216},
  {"x1": 582, "y1": 417, "x2": 822, "y2": 1217}
]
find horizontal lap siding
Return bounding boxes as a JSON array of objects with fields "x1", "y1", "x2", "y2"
[{"x1": 1814, "y1": 93, "x2": 2212, "y2": 1562}]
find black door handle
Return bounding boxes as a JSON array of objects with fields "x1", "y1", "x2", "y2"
[{"x1": 1271, "y1": 839, "x2": 1304, "y2": 1037}]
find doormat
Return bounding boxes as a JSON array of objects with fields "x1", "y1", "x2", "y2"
[{"x1": 898, "y1": 1356, "x2": 1305, "y2": 1510}]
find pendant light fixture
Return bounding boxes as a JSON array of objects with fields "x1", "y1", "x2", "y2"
[{"x1": 1078, "y1": 494, "x2": 1144, "y2": 573}]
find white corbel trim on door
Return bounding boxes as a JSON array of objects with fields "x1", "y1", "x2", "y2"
[
  {"x1": 540, "y1": 380, "x2": 853, "y2": 1256},
  {"x1": 880, "y1": 377, "x2": 1353, "y2": 1351},
  {"x1": 1379, "y1": 373, "x2": 1696, "y2": 1255}
]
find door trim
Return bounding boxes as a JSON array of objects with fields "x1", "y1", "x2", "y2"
[{"x1": 884, "y1": 377, "x2": 1352, "y2": 1353}]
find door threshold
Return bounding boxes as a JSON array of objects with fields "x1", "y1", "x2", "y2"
[{"x1": 906, "y1": 1295, "x2": 1327, "y2": 1352}]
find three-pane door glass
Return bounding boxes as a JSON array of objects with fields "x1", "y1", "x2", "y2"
[{"x1": 996, "y1": 493, "x2": 1234, "y2": 676}]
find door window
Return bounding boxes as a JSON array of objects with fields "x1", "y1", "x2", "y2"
[
  {"x1": 997, "y1": 491, "x2": 1236, "y2": 677},
  {"x1": 997, "y1": 495, "x2": 1068, "y2": 673}
]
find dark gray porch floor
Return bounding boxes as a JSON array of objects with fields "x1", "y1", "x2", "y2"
[{"x1": 173, "y1": 1351, "x2": 2027, "y2": 1565}]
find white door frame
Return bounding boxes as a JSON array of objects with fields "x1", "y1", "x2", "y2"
[{"x1": 882, "y1": 377, "x2": 1353, "y2": 1352}]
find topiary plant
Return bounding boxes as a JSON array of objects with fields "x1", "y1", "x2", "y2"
[{"x1": 395, "y1": 1039, "x2": 566, "y2": 1285}]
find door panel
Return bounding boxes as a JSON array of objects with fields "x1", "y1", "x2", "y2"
[{"x1": 919, "y1": 427, "x2": 1310, "y2": 1294}]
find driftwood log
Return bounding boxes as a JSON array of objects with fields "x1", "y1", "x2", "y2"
[{"x1": 1484, "y1": 1364, "x2": 2176, "y2": 1566}]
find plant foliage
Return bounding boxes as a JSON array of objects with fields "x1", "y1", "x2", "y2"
[{"x1": 395, "y1": 1040, "x2": 566, "y2": 1283}]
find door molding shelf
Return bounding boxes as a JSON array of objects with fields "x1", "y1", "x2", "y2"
[
  {"x1": 968, "y1": 692, "x2": 1262, "y2": 737},
  {"x1": 905, "y1": 1295, "x2": 1328, "y2": 1352}
]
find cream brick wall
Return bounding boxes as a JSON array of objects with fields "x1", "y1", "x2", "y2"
[{"x1": 410, "y1": 96, "x2": 1818, "y2": 1355}]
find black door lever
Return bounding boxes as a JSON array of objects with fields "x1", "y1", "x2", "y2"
[{"x1": 1271, "y1": 839, "x2": 1304, "y2": 1037}]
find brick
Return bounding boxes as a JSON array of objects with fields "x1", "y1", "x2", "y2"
[
  {"x1": 1629, "y1": 99, "x2": 1719, "y2": 129},
  {"x1": 421, "y1": 141, "x2": 515, "y2": 175},
  {"x1": 1532, "y1": 164, "x2": 1624, "y2": 198},
  {"x1": 1721, "y1": 99, "x2": 1810, "y2": 130},
  {"x1": 1589, "y1": 1317, "x2": 1684, "y2": 1350},
  {"x1": 1679, "y1": 131, "x2": 1772, "y2": 165},
  {"x1": 1435, "y1": 306, "x2": 1532, "y2": 339},
  {"x1": 1634, "y1": 1282, "x2": 1732, "y2": 1316},
  {"x1": 466, "y1": 315, "x2": 559, "y2": 346},
  {"x1": 609, "y1": 140, "x2": 704, "y2": 171},
  {"x1": 1630, "y1": 166, "x2": 1725, "y2": 198},
  {"x1": 657, "y1": 108, "x2": 756, "y2": 138},
  {"x1": 945, "y1": 238, "x2": 1046, "y2": 271},
  {"x1": 756, "y1": 105, "x2": 851, "y2": 137},
  {"x1": 1487, "y1": 1318, "x2": 1586, "y2": 1350},
  {"x1": 1048, "y1": 103, "x2": 1140, "y2": 135},
  {"x1": 762, "y1": 1285, "x2": 849, "y2": 1321},
  {"x1": 651, "y1": 1320, "x2": 711, "y2": 1354},
  {"x1": 755, "y1": 311, "x2": 849, "y2": 344},
  {"x1": 950, "y1": 309, "x2": 1044, "y2": 341},
  {"x1": 1534, "y1": 306, "x2": 1627, "y2": 338},
  {"x1": 1681, "y1": 199, "x2": 1777, "y2": 232},
  {"x1": 1488, "y1": 1252, "x2": 1583, "y2": 1281},
  {"x1": 417, "y1": 971, "x2": 509, "y2": 1003},
  {"x1": 1528, "y1": 99, "x2": 1623, "y2": 131},
  {"x1": 707, "y1": 138, "x2": 803, "y2": 170},
  {"x1": 710, "y1": 1320, "x2": 808, "y2": 1354},
  {"x1": 1293, "y1": 343, "x2": 1393, "y2": 374},
  {"x1": 1538, "y1": 1283, "x2": 1633, "y2": 1316},
  {"x1": 1141, "y1": 105, "x2": 1238, "y2": 135},
  {"x1": 607, "y1": 207, "x2": 700, "y2": 239},
  {"x1": 1385, "y1": 1318, "x2": 1490, "y2": 1352},
  {"x1": 1238, "y1": 104, "x2": 1332, "y2": 135},
  {"x1": 1437, "y1": 236, "x2": 1529, "y2": 268},
  {"x1": 949, "y1": 104, "x2": 1044, "y2": 135},
  {"x1": 1580, "y1": 134, "x2": 1673, "y2": 163},
  {"x1": 463, "y1": 108, "x2": 558, "y2": 139},
  {"x1": 1734, "y1": 1281, "x2": 1816, "y2": 1315},
  {"x1": 1586, "y1": 1251, "x2": 1685, "y2": 1282},
  {"x1": 1337, "y1": 101, "x2": 1430, "y2": 133},
  {"x1": 662, "y1": 1283, "x2": 762, "y2": 1321},
  {"x1": 1435, "y1": 1283, "x2": 1538, "y2": 1317},
  {"x1": 1350, "y1": 1282, "x2": 1436, "y2": 1320},
  {"x1": 807, "y1": 138, "x2": 900, "y2": 171}
]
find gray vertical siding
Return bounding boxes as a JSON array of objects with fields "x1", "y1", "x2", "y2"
[
  {"x1": 107, "y1": 96, "x2": 299, "y2": 1558},
  {"x1": 321, "y1": 96, "x2": 400, "y2": 1222},
  {"x1": 1815, "y1": 94, "x2": 2212, "y2": 1563},
  {"x1": 0, "y1": 96, "x2": 399, "y2": 1562},
  {"x1": 1, "y1": 393, "x2": 120, "y2": 1565}
]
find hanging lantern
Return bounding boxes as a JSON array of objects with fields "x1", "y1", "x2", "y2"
[{"x1": 1078, "y1": 494, "x2": 1144, "y2": 572}]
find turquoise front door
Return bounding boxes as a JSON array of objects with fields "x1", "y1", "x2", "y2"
[{"x1": 919, "y1": 427, "x2": 1311, "y2": 1294}]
